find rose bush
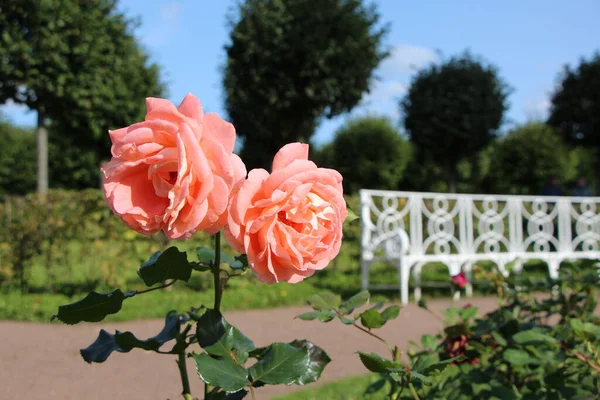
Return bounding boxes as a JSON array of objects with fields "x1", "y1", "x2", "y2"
[
  {"x1": 102, "y1": 94, "x2": 246, "y2": 239},
  {"x1": 225, "y1": 143, "x2": 347, "y2": 284},
  {"x1": 52, "y1": 94, "x2": 350, "y2": 399}
]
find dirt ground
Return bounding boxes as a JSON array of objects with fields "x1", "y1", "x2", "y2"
[{"x1": 0, "y1": 296, "x2": 501, "y2": 400}]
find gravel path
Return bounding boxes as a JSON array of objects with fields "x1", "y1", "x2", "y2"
[{"x1": 0, "y1": 296, "x2": 501, "y2": 399}]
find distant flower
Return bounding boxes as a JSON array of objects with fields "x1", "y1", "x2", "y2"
[
  {"x1": 225, "y1": 143, "x2": 347, "y2": 284},
  {"x1": 451, "y1": 272, "x2": 468, "y2": 289},
  {"x1": 102, "y1": 94, "x2": 246, "y2": 239}
]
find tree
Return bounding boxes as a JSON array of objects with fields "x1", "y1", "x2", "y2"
[
  {"x1": 223, "y1": 0, "x2": 389, "y2": 170},
  {"x1": 0, "y1": 117, "x2": 36, "y2": 198},
  {"x1": 485, "y1": 122, "x2": 574, "y2": 195},
  {"x1": 319, "y1": 116, "x2": 411, "y2": 194},
  {"x1": 401, "y1": 52, "x2": 509, "y2": 192},
  {"x1": 0, "y1": 0, "x2": 164, "y2": 193},
  {"x1": 548, "y1": 53, "x2": 600, "y2": 164}
]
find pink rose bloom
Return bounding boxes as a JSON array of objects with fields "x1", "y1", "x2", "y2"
[
  {"x1": 224, "y1": 143, "x2": 347, "y2": 284},
  {"x1": 101, "y1": 94, "x2": 246, "y2": 239},
  {"x1": 451, "y1": 272, "x2": 468, "y2": 289}
]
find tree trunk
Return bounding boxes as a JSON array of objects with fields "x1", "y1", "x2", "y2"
[
  {"x1": 36, "y1": 108, "x2": 49, "y2": 194},
  {"x1": 447, "y1": 165, "x2": 457, "y2": 194}
]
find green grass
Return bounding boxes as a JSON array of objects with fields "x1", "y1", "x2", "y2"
[{"x1": 272, "y1": 374, "x2": 382, "y2": 400}]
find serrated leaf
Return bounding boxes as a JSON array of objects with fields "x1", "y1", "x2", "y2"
[
  {"x1": 339, "y1": 290, "x2": 370, "y2": 314},
  {"x1": 423, "y1": 356, "x2": 464, "y2": 375},
  {"x1": 195, "y1": 353, "x2": 249, "y2": 393},
  {"x1": 248, "y1": 342, "x2": 310, "y2": 385},
  {"x1": 138, "y1": 247, "x2": 191, "y2": 286},
  {"x1": 360, "y1": 309, "x2": 385, "y2": 329},
  {"x1": 459, "y1": 306, "x2": 478, "y2": 320},
  {"x1": 51, "y1": 289, "x2": 133, "y2": 324},
  {"x1": 381, "y1": 305, "x2": 401, "y2": 321},
  {"x1": 340, "y1": 316, "x2": 356, "y2": 325},
  {"x1": 369, "y1": 301, "x2": 385, "y2": 311},
  {"x1": 409, "y1": 370, "x2": 432, "y2": 385},
  {"x1": 307, "y1": 293, "x2": 340, "y2": 311},
  {"x1": 503, "y1": 349, "x2": 533, "y2": 366},
  {"x1": 196, "y1": 309, "x2": 254, "y2": 364},
  {"x1": 295, "y1": 311, "x2": 322, "y2": 321},
  {"x1": 513, "y1": 330, "x2": 557, "y2": 345},
  {"x1": 196, "y1": 247, "x2": 244, "y2": 270},
  {"x1": 80, "y1": 311, "x2": 182, "y2": 363},
  {"x1": 491, "y1": 331, "x2": 507, "y2": 347},
  {"x1": 358, "y1": 352, "x2": 403, "y2": 373},
  {"x1": 289, "y1": 340, "x2": 331, "y2": 385}
]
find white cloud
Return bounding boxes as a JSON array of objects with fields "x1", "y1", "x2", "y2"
[
  {"x1": 363, "y1": 80, "x2": 407, "y2": 104},
  {"x1": 524, "y1": 96, "x2": 551, "y2": 120},
  {"x1": 160, "y1": 1, "x2": 181, "y2": 22},
  {"x1": 379, "y1": 44, "x2": 439, "y2": 78}
]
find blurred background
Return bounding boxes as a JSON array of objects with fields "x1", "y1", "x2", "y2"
[{"x1": 0, "y1": 0, "x2": 598, "y2": 319}]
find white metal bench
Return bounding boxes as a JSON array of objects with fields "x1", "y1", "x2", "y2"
[{"x1": 359, "y1": 190, "x2": 600, "y2": 305}]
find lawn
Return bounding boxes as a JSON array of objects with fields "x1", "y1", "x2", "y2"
[{"x1": 272, "y1": 374, "x2": 381, "y2": 400}]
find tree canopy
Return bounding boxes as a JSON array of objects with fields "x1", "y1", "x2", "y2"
[
  {"x1": 223, "y1": 0, "x2": 389, "y2": 169},
  {"x1": 317, "y1": 116, "x2": 411, "y2": 194},
  {"x1": 401, "y1": 52, "x2": 509, "y2": 192},
  {"x1": 0, "y1": 0, "x2": 164, "y2": 191},
  {"x1": 548, "y1": 53, "x2": 600, "y2": 151}
]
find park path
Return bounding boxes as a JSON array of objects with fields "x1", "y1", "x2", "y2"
[{"x1": 0, "y1": 296, "x2": 501, "y2": 400}]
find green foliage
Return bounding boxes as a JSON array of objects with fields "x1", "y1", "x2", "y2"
[
  {"x1": 51, "y1": 288, "x2": 134, "y2": 324},
  {"x1": 402, "y1": 52, "x2": 510, "y2": 191},
  {"x1": 138, "y1": 247, "x2": 191, "y2": 286},
  {"x1": 0, "y1": 0, "x2": 164, "y2": 190},
  {"x1": 0, "y1": 119, "x2": 36, "y2": 197},
  {"x1": 485, "y1": 122, "x2": 574, "y2": 195},
  {"x1": 319, "y1": 116, "x2": 412, "y2": 194},
  {"x1": 223, "y1": 0, "x2": 389, "y2": 169},
  {"x1": 548, "y1": 52, "x2": 600, "y2": 150},
  {"x1": 300, "y1": 261, "x2": 600, "y2": 399},
  {"x1": 80, "y1": 310, "x2": 184, "y2": 363}
]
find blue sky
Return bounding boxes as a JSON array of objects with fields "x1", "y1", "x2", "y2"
[{"x1": 2, "y1": 0, "x2": 599, "y2": 147}]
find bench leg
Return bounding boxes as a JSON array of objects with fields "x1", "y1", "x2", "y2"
[
  {"x1": 548, "y1": 259, "x2": 560, "y2": 280},
  {"x1": 464, "y1": 262, "x2": 473, "y2": 298},
  {"x1": 413, "y1": 264, "x2": 422, "y2": 303},
  {"x1": 361, "y1": 260, "x2": 370, "y2": 291},
  {"x1": 398, "y1": 259, "x2": 410, "y2": 306}
]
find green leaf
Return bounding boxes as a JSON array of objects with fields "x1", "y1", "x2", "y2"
[
  {"x1": 409, "y1": 370, "x2": 432, "y2": 385},
  {"x1": 307, "y1": 293, "x2": 340, "y2": 311},
  {"x1": 418, "y1": 299, "x2": 429, "y2": 310},
  {"x1": 381, "y1": 305, "x2": 401, "y2": 321},
  {"x1": 51, "y1": 289, "x2": 134, "y2": 324},
  {"x1": 195, "y1": 353, "x2": 249, "y2": 393},
  {"x1": 503, "y1": 349, "x2": 532, "y2": 366},
  {"x1": 138, "y1": 247, "x2": 191, "y2": 286},
  {"x1": 80, "y1": 311, "x2": 183, "y2": 363},
  {"x1": 459, "y1": 306, "x2": 478, "y2": 320},
  {"x1": 369, "y1": 301, "x2": 385, "y2": 311},
  {"x1": 197, "y1": 247, "x2": 215, "y2": 263},
  {"x1": 513, "y1": 330, "x2": 557, "y2": 345},
  {"x1": 344, "y1": 207, "x2": 359, "y2": 224},
  {"x1": 295, "y1": 311, "x2": 322, "y2": 321},
  {"x1": 365, "y1": 378, "x2": 387, "y2": 394},
  {"x1": 196, "y1": 247, "x2": 245, "y2": 270},
  {"x1": 491, "y1": 331, "x2": 507, "y2": 347},
  {"x1": 340, "y1": 316, "x2": 356, "y2": 325},
  {"x1": 421, "y1": 334, "x2": 438, "y2": 349},
  {"x1": 248, "y1": 342, "x2": 310, "y2": 385},
  {"x1": 289, "y1": 340, "x2": 331, "y2": 385},
  {"x1": 339, "y1": 290, "x2": 370, "y2": 314},
  {"x1": 357, "y1": 352, "x2": 403, "y2": 373},
  {"x1": 196, "y1": 309, "x2": 254, "y2": 363},
  {"x1": 423, "y1": 356, "x2": 464, "y2": 375},
  {"x1": 360, "y1": 309, "x2": 385, "y2": 329}
]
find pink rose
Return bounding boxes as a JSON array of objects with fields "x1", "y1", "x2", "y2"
[
  {"x1": 224, "y1": 143, "x2": 347, "y2": 284},
  {"x1": 101, "y1": 94, "x2": 246, "y2": 239},
  {"x1": 451, "y1": 272, "x2": 467, "y2": 289}
]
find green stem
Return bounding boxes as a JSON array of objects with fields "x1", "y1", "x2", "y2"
[
  {"x1": 408, "y1": 382, "x2": 421, "y2": 400},
  {"x1": 213, "y1": 231, "x2": 222, "y2": 312},
  {"x1": 177, "y1": 353, "x2": 192, "y2": 400}
]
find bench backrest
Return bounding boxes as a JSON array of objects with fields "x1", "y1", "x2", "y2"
[{"x1": 360, "y1": 189, "x2": 600, "y2": 261}]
